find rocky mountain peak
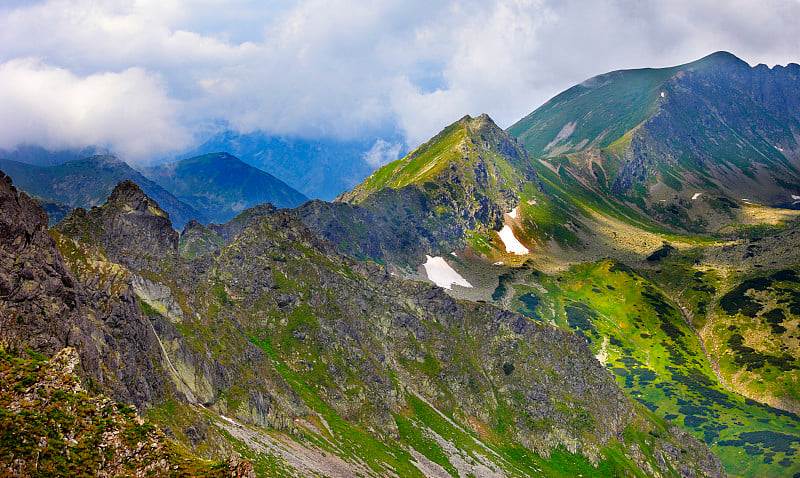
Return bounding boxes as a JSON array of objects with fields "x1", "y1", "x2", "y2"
[
  {"x1": 56, "y1": 180, "x2": 178, "y2": 270},
  {"x1": 107, "y1": 179, "x2": 164, "y2": 210}
]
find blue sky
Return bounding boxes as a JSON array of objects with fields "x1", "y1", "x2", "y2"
[{"x1": 0, "y1": 0, "x2": 798, "y2": 164}]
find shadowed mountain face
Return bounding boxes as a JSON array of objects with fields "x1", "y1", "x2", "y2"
[
  {"x1": 190, "y1": 131, "x2": 381, "y2": 201},
  {"x1": 0, "y1": 172, "x2": 171, "y2": 409},
  {"x1": 0, "y1": 155, "x2": 202, "y2": 228},
  {"x1": 508, "y1": 51, "x2": 800, "y2": 230},
  {"x1": 142, "y1": 152, "x2": 308, "y2": 224}
]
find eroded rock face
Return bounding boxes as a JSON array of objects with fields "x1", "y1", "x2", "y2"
[{"x1": 0, "y1": 170, "x2": 169, "y2": 409}]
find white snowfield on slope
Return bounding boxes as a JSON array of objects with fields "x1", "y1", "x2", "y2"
[
  {"x1": 498, "y1": 225, "x2": 529, "y2": 255},
  {"x1": 423, "y1": 255, "x2": 472, "y2": 290}
]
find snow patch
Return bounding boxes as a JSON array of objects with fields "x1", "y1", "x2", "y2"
[
  {"x1": 660, "y1": 91, "x2": 666, "y2": 98},
  {"x1": 450, "y1": 251, "x2": 458, "y2": 257},
  {"x1": 792, "y1": 195, "x2": 800, "y2": 201},
  {"x1": 493, "y1": 261, "x2": 503, "y2": 265},
  {"x1": 545, "y1": 121, "x2": 577, "y2": 151},
  {"x1": 595, "y1": 336, "x2": 610, "y2": 365},
  {"x1": 498, "y1": 226, "x2": 529, "y2": 255},
  {"x1": 422, "y1": 255, "x2": 472, "y2": 290},
  {"x1": 506, "y1": 207, "x2": 518, "y2": 219},
  {"x1": 692, "y1": 192, "x2": 702, "y2": 200}
]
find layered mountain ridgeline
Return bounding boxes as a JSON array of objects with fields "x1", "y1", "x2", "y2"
[
  {"x1": 0, "y1": 155, "x2": 203, "y2": 228},
  {"x1": 33, "y1": 177, "x2": 722, "y2": 476},
  {"x1": 508, "y1": 51, "x2": 800, "y2": 233},
  {"x1": 298, "y1": 114, "x2": 542, "y2": 269},
  {"x1": 191, "y1": 130, "x2": 380, "y2": 200},
  {"x1": 142, "y1": 152, "x2": 308, "y2": 224},
  {"x1": 0, "y1": 144, "x2": 110, "y2": 167}
]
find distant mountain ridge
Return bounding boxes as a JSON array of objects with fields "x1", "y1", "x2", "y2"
[
  {"x1": 142, "y1": 152, "x2": 308, "y2": 224},
  {"x1": 0, "y1": 155, "x2": 203, "y2": 228},
  {"x1": 190, "y1": 131, "x2": 385, "y2": 200}
]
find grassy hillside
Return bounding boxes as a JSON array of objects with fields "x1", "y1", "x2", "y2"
[{"x1": 502, "y1": 260, "x2": 800, "y2": 477}]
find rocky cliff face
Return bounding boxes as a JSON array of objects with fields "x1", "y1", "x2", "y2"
[{"x1": 0, "y1": 170, "x2": 170, "y2": 410}]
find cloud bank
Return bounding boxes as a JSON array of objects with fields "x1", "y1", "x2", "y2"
[{"x1": 0, "y1": 0, "x2": 798, "y2": 161}]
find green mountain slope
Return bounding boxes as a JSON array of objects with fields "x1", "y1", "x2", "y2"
[
  {"x1": 0, "y1": 155, "x2": 203, "y2": 228},
  {"x1": 508, "y1": 51, "x2": 800, "y2": 233},
  {"x1": 142, "y1": 152, "x2": 308, "y2": 224},
  {"x1": 292, "y1": 53, "x2": 800, "y2": 477},
  {"x1": 39, "y1": 179, "x2": 723, "y2": 477},
  {"x1": 0, "y1": 348, "x2": 245, "y2": 477},
  {"x1": 341, "y1": 113, "x2": 533, "y2": 204},
  {"x1": 499, "y1": 260, "x2": 800, "y2": 477}
]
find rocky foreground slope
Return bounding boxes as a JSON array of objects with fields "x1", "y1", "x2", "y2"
[{"x1": 1, "y1": 170, "x2": 722, "y2": 477}]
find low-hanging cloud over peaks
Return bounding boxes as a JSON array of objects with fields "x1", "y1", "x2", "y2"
[
  {"x1": 0, "y1": 0, "x2": 799, "y2": 161},
  {"x1": 0, "y1": 58, "x2": 190, "y2": 160}
]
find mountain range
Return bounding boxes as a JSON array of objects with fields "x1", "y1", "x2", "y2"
[
  {"x1": 2, "y1": 51, "x2": 800, "y2": 477},
  {"x1": 142, "y1": 152, "x2": 308, "y2": 224},
  {"x1": 0, "y1": 152, "x2": 309, "y2": 228}
]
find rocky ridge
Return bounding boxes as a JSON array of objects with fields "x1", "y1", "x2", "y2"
[
  {"x1": 48, "y1": 177, "x2": 723, "y2": 476},
  {"x1": 299, "y1": 114, "x2": 541, "y2": 267}
]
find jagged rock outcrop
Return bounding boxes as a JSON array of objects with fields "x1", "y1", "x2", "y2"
[
  {"x1": 55, "y1": 180, "x2": 179, "y2": 271},
  {"x1": 0, "y1": 170, "x2": 169, "y2": 409}
]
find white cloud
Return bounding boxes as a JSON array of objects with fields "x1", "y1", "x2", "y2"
[
  {"x1": 0, "y1": 0, "x2": 799, "y2": 158},
  {"x1": 362, "y1": 139, "x2": 402, "y2": 167},
  {"x1": 0, "y1": 59, "x2": 189, "y2": 161}
]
